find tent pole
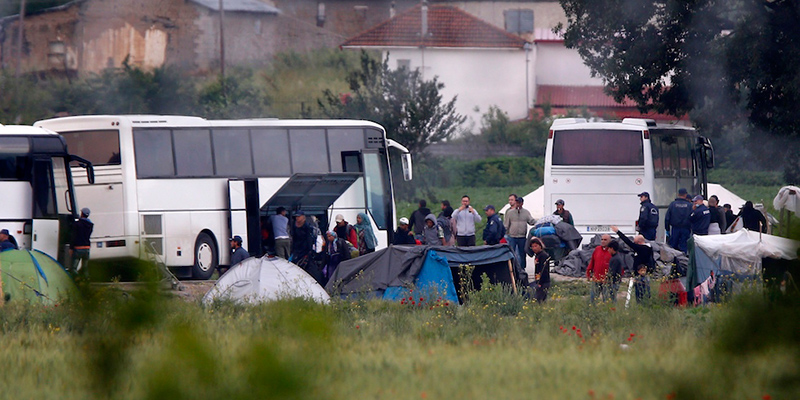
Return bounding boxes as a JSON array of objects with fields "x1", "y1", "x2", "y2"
[
  {"x1": 0, "y1": 259, "x2": 4, "y2": 307},
  {"x1": 508, "y1": 259, "x2": 517, "y2": 294}
]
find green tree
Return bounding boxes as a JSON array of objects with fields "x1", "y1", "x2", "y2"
[
  {"x1": 318, "y1": 51, "x2": 465, "y2": 156},
  {"x1": 557, "y1": 0, "x2": 800, "y2": 165}
]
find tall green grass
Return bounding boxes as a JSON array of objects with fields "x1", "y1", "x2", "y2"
[{"x1": 0, "y1": 281, "x2": 796, "y2": 400}]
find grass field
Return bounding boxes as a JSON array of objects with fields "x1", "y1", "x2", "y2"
[{"x1": 0, "y1": 280, "x2": 797, "y2": 400}]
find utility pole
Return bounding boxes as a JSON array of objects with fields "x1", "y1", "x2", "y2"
[
  {"x1": 16, "y1": 0, "x2": 27, "y2": 78},
  {"x1": 218, "y1": 0, "x2": 226, "y2": 98}
]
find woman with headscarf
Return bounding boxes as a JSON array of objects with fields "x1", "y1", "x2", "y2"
[
  {"x1": 354, "y1": 212, "x2": 377, "y2": 255},
  {"x1": 322, "y1": 230, "x2": 351, "y2": 285}
]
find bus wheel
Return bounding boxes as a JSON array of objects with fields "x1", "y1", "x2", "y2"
[{"x1": 192, "y1": 233, "x2": 217, "y2": 280}]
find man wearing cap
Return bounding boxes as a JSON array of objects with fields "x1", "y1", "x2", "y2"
[
  {"x1": 270, "y1": 207, "x2": 291, "y2": 259},
  {"x1": 70, "y1": 208, "x2": 94, "y2": 278},
  {"x1": 665, "y1": 188, "x2": 693, "y2": 252},
  {"x1": 393, "y1": 217, "x2": 416, "y2": 245},
  {"x1": 333, "y1": 214, "x2": 358, "y2": 248},
  {"x1": 636, "y1": 192, "x2": 659, "y2": 241},
  {"x1": 451, "y1": 195, "x2": 482, "y2": 246},
  {"x1": 229, "y1": 235, "x2": 250, "y2": 269},
  {"x1": 291, "y1": 211, "x2": 322, "y2": 282},
  {"x1": 482, "y1": 205, "x2": 505, "y2": 245},
  {"x1": 553, "y1": 199, "x2": 574, "y2": 226},
  {"x1": 0, "y1": 229, "x2": 18, "y2": 252},
  {"x1": 689, "y1": 195, "x2": 711, "y2": 235},
  {"x1": 504, "y1": 194, "x2": 536, "y2": 269},
  {"x1": 723, "y1": 204, "x2": 735, "y2": 231}
]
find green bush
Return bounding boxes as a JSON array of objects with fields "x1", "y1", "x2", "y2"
[{"x1": 708, "y1": 168, "x2": 784, "y2": 186}]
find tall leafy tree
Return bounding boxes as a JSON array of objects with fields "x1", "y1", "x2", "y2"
[
  {"x1": 557, "y1": 0, "x2": 800, "y2": 142},
  {"x1": 318, "y1": 51, "x2": 465, "y2": 156}
]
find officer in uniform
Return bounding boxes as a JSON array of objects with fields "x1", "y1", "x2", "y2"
[{"x1": 636, "y1": 192, "x2": 659, "y2": 241}]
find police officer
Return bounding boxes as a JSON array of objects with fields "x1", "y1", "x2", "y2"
[
  {"x1": 636, "y1": 192, "x2": 659, "y2": 241},
  {"x1": 689, "y1": 195, "x2": 711, "y2": 235},
  {"x1": 664, "y1": 188, "x2": 692, "y2": 252}
]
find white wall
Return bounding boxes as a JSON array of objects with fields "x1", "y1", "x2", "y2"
[
  {"x1": 385, "y1": 47, "x2": 533, "y2": 124},
  {"x1": 533, "y1": 42, "x2": 603, "y2": 86}
]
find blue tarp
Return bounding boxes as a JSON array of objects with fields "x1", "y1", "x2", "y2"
[{"x1": 383, "y1": 250, "x2": 459, "y2": 304}]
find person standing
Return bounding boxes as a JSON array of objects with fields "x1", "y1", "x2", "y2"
[
  {"x1": 393, "y1": 217, "x2": 416, "y2": 245},
  {"x1": 611, "y1": 226, "x2": 654, "y2": 274},
  {"x1": 739, "y1": 201, "x2": 767, "y2": 233},
  {"x1": 291, "y1": 211, "x2": 318, "y2": 271},
  {"x1": 354, "y1": 212, "x2": 377, "y2": 255},
  {"x1": 689, "y1": 195, "x2": 711, "y2": 236},
  {"x1": 451, "y1": 195, "x2": 482, "y2": 246},
  {"x1": 606, "y1": 240, "x2": 624, "y2": 302},
  {"x1": 633, "y1": 264, "x2": 651, "y2": 304},
  {"x1": 408, "y1": 200, "x2": 431, "y2": 238},
  {"x1": 482, "y1": 205, "x2": 504, "y2": 245},
  {"x1": 553, "y1": 199, "x2": 574, "y2": 225},
  {"x1": 228, "y1": 235, "x2": 250, "y2": 268},
  {"x1": 586, "y1": 234, "x2": 613, "y2": 303},
  {"x1": 527, "y1": 237, "x2": 551, "y2": 303},
  {"x1": 723, "y1": 204, "x2": 735, "y2": 231},
  {"x1": 421, "y1": 214, "x2": 445, "y2": 245},
  {"x1": 270, "y1": 207, "x2": 291, "y2": 259},
  {"x1": 707, "y1": 195, "x2": 726, "y2": 235},
  {"x1": 321, "y1": 230, "x2": 351, "y2": 285},
  {"x1": 636, "y1": 192, "x2": 659, "y2": 241},
  {"x1": 436, "y1": 206, "x2": 455, "y2": 246},
  {"x1": 70, "y1": 208, "x2": 94, "y2": 279},
  {"x1": 0, "y1": 229, "x2": 17, "y2": 252},
  {"x1": 333, "y1": 214, "x2": 358, "y2": 249},
  {"x1": 664, "y1": 188, "x2": 692, "y2": 252},
  {"x1": 504, "y1": 194, "x2": 536, "y2": 268}
]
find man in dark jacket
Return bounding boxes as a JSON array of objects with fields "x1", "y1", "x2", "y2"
[
  {"x1": 665, "y1": 188, "x2": 692, "y2": 252},
  {"x1": 393, "y1": 218, "x2": 416, "y2": 245},
  {"x1": 611, "y1": 226, "x2": 655, "y2": 274},
  {"x1": 291, "y1": 211, "x2": 322, "y2": 283},
  {"x1": 71, "y1": 207, "x2": 94, "y2": 278},
  {"x1": 740, "y1": 201, "x2": 767, "y2": 233},
  {"x1": 482, "y1": 205, "x2": 504, "y2": 245},
  {"x1": 553, "y1": 199, "x2": 574, "y2": 225},
  {"x1": 708, "y1": 195, "x2": 727, "y2": 235},
  {"x1": 723, "y1": 204, "x2": 736, "y2": 231},
  {"x1": 606, "y1": 240, "x2": 624, "y2": 302},
  {"x1": 689, "y1": 195, "x2": 711, "y2": 235},
  {"x1": 636, "y1": 192, "x2": 659, "y2": 241},
  {"x1": 408, "y1": 200, "x2": 431, "y2": 237},
  {"x1": 0, "y1": 229, "x2": 18, "y2": 252}
]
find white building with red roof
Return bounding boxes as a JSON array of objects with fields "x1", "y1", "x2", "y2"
[{"x1": 342, "y1": 3, "x2": 533, "y2": 124}]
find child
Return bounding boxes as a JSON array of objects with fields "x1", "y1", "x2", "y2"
[
  {"x1": 422, "y1": 214, "x2": 445, "y2": 245},
  {"x1": 633, "y1": 264, "x2": 651, "y2": 303}
]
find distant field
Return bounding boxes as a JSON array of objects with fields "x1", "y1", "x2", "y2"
[{"x1": 0, "y1": 281, "x2": 796, "y2": 400}]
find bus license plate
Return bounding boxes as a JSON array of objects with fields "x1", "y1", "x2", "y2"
[{"x1": 587, "y1": 225, "x2": 610, "y2": 232}]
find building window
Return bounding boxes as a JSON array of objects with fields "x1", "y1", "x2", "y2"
[
  {"x1": 397, "y1": 59, "x2": 411, "y2": 70},
  {"x1": 504, "y1": 9, "x2": 534, "y2": 34}
]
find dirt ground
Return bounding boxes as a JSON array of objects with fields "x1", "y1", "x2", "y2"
[{"x1": 92, "y1": 280, "x2": 216, "y2": 302}]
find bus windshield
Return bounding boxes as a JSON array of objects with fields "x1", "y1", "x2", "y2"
[{"x1": 552, "y1": 130, "x2": 644, "y2": 166}]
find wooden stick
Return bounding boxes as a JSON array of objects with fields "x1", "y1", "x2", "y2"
[{"x1": 508, "y1": 259, "x2": 517, "y2": 294}]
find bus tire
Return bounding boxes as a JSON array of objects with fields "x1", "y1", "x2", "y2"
[{"x1": 192, "y1": 232, "x2": 218, "y2": 280}]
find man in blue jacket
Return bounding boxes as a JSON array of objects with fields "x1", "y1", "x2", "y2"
[
  {"x1": 664, "y1": 188, "x2": 692, "y2": 252},
  {"x1": 482, "y1": 205, "x2": 504, "y2": 245},
  {"x1": 636, "y1": 192, "x2": 659, "y2": 241},
  {"x1": 689, "y1": 195, "x2": 711, "y2": 235}
]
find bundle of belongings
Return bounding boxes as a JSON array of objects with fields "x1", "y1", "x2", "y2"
[{"x1": 527, "y1": 215, "x2": 582, "y2": 263}]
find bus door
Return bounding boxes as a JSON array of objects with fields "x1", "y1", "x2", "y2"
[
  {"x1": 227, "y1": 179, "x2": 260, "y2": 257},
  {"x1": 31, "y1": 156, "x2": 75, "y2": 264}
]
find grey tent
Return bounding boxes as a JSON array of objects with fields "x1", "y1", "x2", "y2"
[{"x1": 325, "y1": 244, "x2": 526, "y2": 302}]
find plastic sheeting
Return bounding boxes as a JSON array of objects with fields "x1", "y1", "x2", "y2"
[
  {"x1": 383, "y1": 250, "x2": 459, "y2": 304},
  {"x1": 202, "y1": 256, "x2": 330, "y2": 304},
  {"x1": 773, "y1": 186, "x2": 800, "y2": 214},
  {"x1": 693, "y1": 230, "x2": 800, "y2": 262}
]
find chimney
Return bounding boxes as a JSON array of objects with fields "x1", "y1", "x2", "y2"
[
  {"x1": 390, "y1": 1, "x2": 396, "y2": 18},
  {"x1": 421, "y1": 0, "x2": 428, "y2": 37}
]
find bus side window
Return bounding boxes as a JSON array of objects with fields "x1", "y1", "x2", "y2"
[
  {"x1": 32, "y1": 159, "x2": 57, "y2": 218},
  {"x1": 342, "y1": 151, "x2": 362, "y2": 173}
]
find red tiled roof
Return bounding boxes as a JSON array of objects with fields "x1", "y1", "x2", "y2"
[
  {"x1": 341, "y1": 5, "x2": 528, "y2": 49},
  {"x1": 536, "y1": 85, "x2": 639, "y2": 108}
]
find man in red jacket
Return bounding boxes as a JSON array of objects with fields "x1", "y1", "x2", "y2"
[{"x1": 586, "y1": 234, "x2": 613, "y2": 303}]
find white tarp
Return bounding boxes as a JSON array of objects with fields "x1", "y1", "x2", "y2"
[
  {"x1": 773, "y1": 185, "x2": 800, "y2": 214},
  {"x1": 202, "y1": 256, "x2": 330, "y2": 305},
  {"x1": 693, "y1": 230, "x2": 800, "y2": 263},
  {"x1": 707, "y1": 183, "x2": 747, "y2": 210}
]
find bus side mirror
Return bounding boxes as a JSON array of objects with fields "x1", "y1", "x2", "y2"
[
  {"x1": 401, "y1": 153, "x2": 413, "y2": 181},
  {"x1": 71, "y1": 155, "x2": 95, "y2": 184}
]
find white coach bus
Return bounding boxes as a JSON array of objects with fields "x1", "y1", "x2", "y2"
[
  {"x1": 35, "y1": 115, "x2": 412, "y2": 279},
  {"x1": 544, "y1": 118, "x2": 714, "y2": 243},
  {"x1": 0, "y1": 124, "x2": 94, "y2": 264}
]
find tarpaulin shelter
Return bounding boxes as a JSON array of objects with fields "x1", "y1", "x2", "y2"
[
  {"x1": 325, "y1": 244, "x2": 525, "y2": 302},
  {"x1": 203, "y1": 255, "x2": 330, "y2": 304},
  {"x1": 0, "y1": 249, "x2": 76, "y2": 304},
  {"x1": 688, "y1": 230, "x2": 800, "y2": 299}
]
